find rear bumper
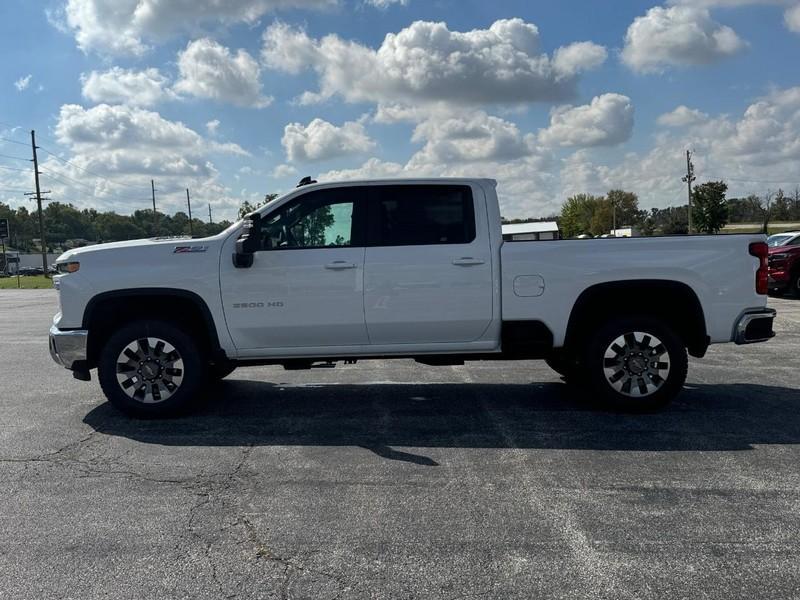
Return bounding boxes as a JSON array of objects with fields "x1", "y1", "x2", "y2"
[
  {"x1": 734, "y1": 308, "x2": 776, "y2": 345},
  {"x1": 49, "y1": 325, "x2": 88, "y2": 370}
]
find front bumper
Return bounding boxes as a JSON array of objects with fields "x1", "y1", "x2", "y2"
[
  {"x1": 734, "y1": 308, "x2": 776, "y2": 345},
  {"x1": 49, "y1": 325, "x2": 89, "y2": 370}
]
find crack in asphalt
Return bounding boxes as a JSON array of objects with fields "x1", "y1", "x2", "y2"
[{"x1": 238, "y1": 514, "x2": 348, "y2": 600}]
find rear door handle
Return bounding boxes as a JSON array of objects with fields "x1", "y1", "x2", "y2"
[
  {"x1": 325, "y1": 261, "x2": 358, "y2": 270},
  {"x1": 452, "y1": 257, "x2": 486, "y2": 266}
]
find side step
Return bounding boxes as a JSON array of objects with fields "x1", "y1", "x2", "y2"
[{"x1": 414, "y1": 357, "x2": 465, "y2": 367}]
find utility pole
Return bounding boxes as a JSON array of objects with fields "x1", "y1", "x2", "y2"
[
  {"x1": 151, "y1": 179, "x2": 159, "y2": 237},
  {"x1": 208, "y1": 204, "x2": 213, "y2": 224},
  {"x1": 682, "y1": 150, "x2": 696, "y2": 235},
  {"x1": 612, "y1": 199, "x2": 617, "y2": 235},
  {"x1": 186, "y1": 188, "x2": 194, "y2": 237},
  {"x1": 29, "y1": 130, "x2": 49, "y2": 276}
]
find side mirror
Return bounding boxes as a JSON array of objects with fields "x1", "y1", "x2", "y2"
[{"x1": 233, "y1": 212, "x2": 261, "y2": 269}]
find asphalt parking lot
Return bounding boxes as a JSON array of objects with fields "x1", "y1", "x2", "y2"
[{"x1": 1, "y1": 290, "x2": 799, "y2": 599}]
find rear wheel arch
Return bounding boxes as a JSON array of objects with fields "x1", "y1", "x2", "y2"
[
  {"x1": 564, "y1": 280, "x2": 709, "y2": 358},
  {"x1": 83, "y1": 289, "x2": 224, "y2": 368}
]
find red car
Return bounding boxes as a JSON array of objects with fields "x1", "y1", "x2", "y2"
[{"x1": 768, "y1": 231, "x2": 800, "y2": 296}]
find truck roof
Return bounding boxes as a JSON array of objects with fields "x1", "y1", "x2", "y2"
[{"x1": 297, "y1": 177, "x2": 498, "y2": 190}]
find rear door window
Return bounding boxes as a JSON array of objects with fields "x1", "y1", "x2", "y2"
[{"x1": 367, "y1": 185, "x2": 476, "y2": 247}]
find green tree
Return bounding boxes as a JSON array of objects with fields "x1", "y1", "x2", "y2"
[
  {"x1": 771, "y1": 189, "x2": 791, "y2": 222},
  {"x1": 239, "y1": 193, "x2": 279, "y2": 219},
  {"x1": 560, "y1": 194, "x2": 601, "y2": 238},
  {"x1": 586, "y1": 190, "x2": 643, "y2": 237},
  {"x1": 693, "y1": 181, "x2": 729, "y2": 234}
]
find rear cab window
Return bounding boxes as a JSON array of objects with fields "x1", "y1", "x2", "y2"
[{"x1": 367, "y1": 185, "x2": 476, "y2": 247}]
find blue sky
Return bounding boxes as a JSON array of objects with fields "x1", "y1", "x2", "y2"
[{"x1": 1, "y1": 0, "x2": 799, "y2": 221}]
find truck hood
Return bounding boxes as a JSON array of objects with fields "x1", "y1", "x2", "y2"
[{"x1": 56, "y1": 237, "x2": 198, "y2": 262}]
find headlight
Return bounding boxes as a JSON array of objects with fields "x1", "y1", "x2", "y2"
[{"x1": 56, "y1": 261, "x2": 80, "y2": 274}]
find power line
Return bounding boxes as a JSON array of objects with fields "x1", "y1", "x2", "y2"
[
  {"x1": 0, "y1": 165, "x2": 29, "y2": 173},
  {"x1": 37, "y1": 145, "x2": 144, "y2": 190},
  {"x1": 0, "y1": 152, "x2": 30, "y2": 162},
  {"x1": 0, "y1": 136, "x2": 29, "y2": 147},
  {"x1": 705, "y1": 175, "x2": 800, "y2": 186},
  {"x1": 38, "y1": 166, "x2": 148, "y2": 204}
]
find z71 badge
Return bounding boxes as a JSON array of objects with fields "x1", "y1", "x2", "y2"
[{"x1": 174, "y1": 246, "x2": 208, "y2": 253}]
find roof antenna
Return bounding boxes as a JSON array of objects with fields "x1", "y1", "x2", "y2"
[{"x1": 297, "y1": 176, "x2": 317, "y2": 188}]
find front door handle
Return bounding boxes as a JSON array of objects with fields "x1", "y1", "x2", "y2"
[
  {"x1": 325, "y1": 261, "x2": 358, "y2": 270},
  {"x1": 452, "y1": 257, "x2": 486, "y2": 266}
]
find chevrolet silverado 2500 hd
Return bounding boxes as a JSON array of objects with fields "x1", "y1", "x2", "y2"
[{"x1": 49, "y1": 178, "x2": 776, "y2": 417}]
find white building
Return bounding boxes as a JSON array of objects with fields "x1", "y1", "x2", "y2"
[{"x1": 502, "y1": 222, "x2": 560, "y2": 241}]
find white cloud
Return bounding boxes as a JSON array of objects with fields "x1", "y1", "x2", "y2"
[
  {"x1": 539, "y1": 94, "x2": 634, "y2": 147},
  {"x1": 14, "y1": 75, "x2": 32, "y2": 91},
  {"x1": 174, "y1": 38, "x2": 272, "y2": 108},
  {"x1": 552, "y1": 42, "x2": 608, "y2": 80},
  {"x1": 282, "y1": 118, "x2": 376, "y2": 162},
  {"x1": 317, "y1": 85, "x2": 800, "y2": 218},
  {"x1": 319, "y1": 158, "x2": 406, "y2": 184},
  {"x1": 668, "y1": 0, "x2": 787, "y2": 7},
  {"x1": 657, "y1": 105, "x2": 710, "y2": 127},
  {"x1": 786, "y1": 4, "x2": 800, "y2": 31},
  {"x1": 365, "y1": 0, "x2": 408, "y2": 7},
  {"x1": 63, "y1": 0, "x2": 335, "y2": 56},
  {"x1": 622, "y1": 6, "x2": 746, "y2": 73},
  {"x1": 272, "y1": 163, "x2": 299, "y2": 178},
  {"x1": 206, "y1": 119, "x2": 221, "y2": 135},
  {"x1": 668, "y1": 0, "x2": 800, "y2": 34},
  {"x1": 560, "y1": 86, "x2": 800, "y2": 210},
  {"x1": 712, "y1": 86, "x2": 800, "y2": 165},
  {"x1": 262, "y1": 19, "x2": 606, "y2": 106},
  {"x1": 81, "y1": 67, "x2": 173, "y2": 107},
  {"x1": 42, "y1": 103, "x2": 247, "y2": 216},
  {"x1": 407, "y1": 111, "x2": 538, "y2": 165}
]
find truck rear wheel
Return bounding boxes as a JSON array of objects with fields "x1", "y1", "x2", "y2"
[
  {"x1": 583, "y1": 316, "x2": 688, "y2": 412},
  {"x1": 97, "y1": 320, "x2": 207, "y2": 418}
]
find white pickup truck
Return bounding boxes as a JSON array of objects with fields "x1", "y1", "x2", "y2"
[{"x1": 49, "y1": 178, "x2": 775, "y2": 417}]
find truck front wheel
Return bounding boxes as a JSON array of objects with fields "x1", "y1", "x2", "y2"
[
  {"x1": 97, "y1": 320, "x2": 207, "y2": 418},
  {"x1": 545, "y1": 350, "x2": 578, "y2": 381},
  {"x1": 583, "y1": 317, "x2": 688, "y2": 412}
]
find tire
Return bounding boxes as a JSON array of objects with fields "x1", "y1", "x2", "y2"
[
  {"x1": 545, "y1": 350, "x2": 578, "y2": 380},
  {"x1": 792, "y1": 272, "x2": 800, "y2": 298},
  {"x1": 582, "y1": 316, "x2": 688, "y2": 413},
  {"x1": 210, "y1": 361, "x2": 237, "y2": 381},
  {"x1": 97, "y1": 320, "x2": 207, "y2": 418}
]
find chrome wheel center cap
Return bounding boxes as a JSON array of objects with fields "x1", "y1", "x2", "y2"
[
  {"x1": 140, "y1": 360, "x2": 160, "y2": 380},
  {"x1": 627, "y1": 355, "x2": 647, "y2": 375}
]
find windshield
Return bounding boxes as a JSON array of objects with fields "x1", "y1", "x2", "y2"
[{"x1": 767, "y1": 234, "x2": 794, "y2": 247}]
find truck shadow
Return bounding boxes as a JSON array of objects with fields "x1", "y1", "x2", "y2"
[
  {"x1": 83, "y1": 380, "x2": 800, "y2": 464},
  {"x1": 82, "y1": 381, "x2": 800, "y2": 464}
]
